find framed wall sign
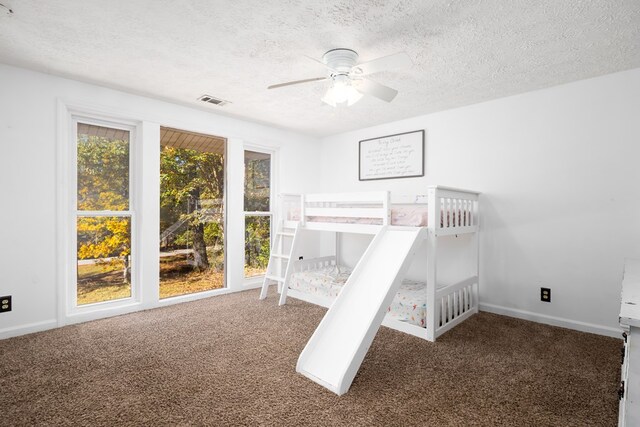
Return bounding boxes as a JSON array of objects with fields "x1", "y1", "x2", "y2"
[{"x1": 358, "y1": 130, "x2": 425, "y2": 181}]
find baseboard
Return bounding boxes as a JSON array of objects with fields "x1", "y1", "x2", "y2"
[
  {"x1": 2, "y1": 288, "x2": 236, "y2": 340},
  {"x1": 4, "y1": 299, "x2": 620, "y2": 341},
  {"x1": 64, "y1": 301, "x2": 146, "y2": 326},
  {"x1": 241, "y1": 281, "x2": 263, "y2": 290},
  {"x1": 157, "y1": 287, "x2": 233, "y2": 307},
  {"x1": 0, "y1": 319, "x2": 58, "y2": 340},
  {"x1": 479, "y1": 303, "x2": 622, "y2": 338}
]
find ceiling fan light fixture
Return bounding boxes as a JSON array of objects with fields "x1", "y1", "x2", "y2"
[
  {"x1": 322, "y1": 77, "x2": 362, "y2": 107},
  {"x1": 320, "y1": 87, "x2": 336, "y2": 107},
  {"x1": 345, "y1": 86, "x2": 363, "y2": 106}
]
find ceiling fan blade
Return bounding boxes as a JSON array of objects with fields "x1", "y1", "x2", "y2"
[
  {"x1": 352, "y1": 52, "x2": 412, "y2": 76},
  {"x1": 268, "y1": 77, "x2": 328, "y2": 90},
  {"x1": 354, "y1": 78, "x2": 398, "y2": 103},
  {"x1": 304, "y1": 55, "x2": 339, "y2": 73},
  {"x1": 353, "y1": 79, "x2": 398, "y2": 102}
]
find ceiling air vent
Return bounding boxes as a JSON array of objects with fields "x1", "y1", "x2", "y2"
[{"x1": 198, "y1": 94, "x2": 230, "y2": 106}]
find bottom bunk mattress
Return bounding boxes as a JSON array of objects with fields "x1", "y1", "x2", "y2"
[{"x1": 289, "y1": 265, "x2": 427, "y2": 327}]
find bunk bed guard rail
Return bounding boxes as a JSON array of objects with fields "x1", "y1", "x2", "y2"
[
  {"x1": 281, "y1": 191, "x2": 391, "y2": 234},
  {"x1": 279, "y1": 187, "x2": 479, "y2": 235},
  {"x1": 427, "y1": 186, "x2": 479, "y2": 236}
]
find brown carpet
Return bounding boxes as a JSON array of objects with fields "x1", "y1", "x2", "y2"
[{"x1": 0, "y1": 290, "x2": 621, "y2": 426}]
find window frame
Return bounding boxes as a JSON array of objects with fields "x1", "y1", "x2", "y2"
[
  {"x1": 158, "y1": 128, "x2": 228, "y2": 299},
  {"x1": 243, "y1": 146, "x2": 276, "y2": 281},
  {"x1": 69, "y1": 115, "x2": 139, "y2": 313}
]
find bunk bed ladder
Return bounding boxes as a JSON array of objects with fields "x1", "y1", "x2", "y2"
[{"x1": 259, "y1": 222, "x2": 300, "y2": 305}]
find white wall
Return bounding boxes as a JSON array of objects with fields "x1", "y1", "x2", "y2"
[
  {"x1": 2, "y1": 63, "x2": 638, "y2": 340},
  {"x1": 0, "y1": 63, "x2": 321, "y2": 338},
  {"x1": 319, "y1": 68, "x2": 640, "y2": 336}
]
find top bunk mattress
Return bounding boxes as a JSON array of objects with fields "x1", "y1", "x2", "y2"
[{"x1": 301, "y1": 205, "x2": 429, "y2": 227}]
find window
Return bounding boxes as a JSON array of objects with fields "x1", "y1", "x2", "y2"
[
  {"x1": 244, "y1": 150, "x2": 272, "y2": 277},
  {"x1": 75, "y1": 121, "x2": 134, "y2": 306},
  {"x1": 159, "y1": 127, "x2": 226, "y2": 299}
]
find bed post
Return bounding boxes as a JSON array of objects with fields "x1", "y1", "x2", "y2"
[
  {"x1": 426, "y1": 187, "x2": 439, "y2": 341},
  {"x1": 335, "y1": 232, "x2": 341, "y2": 268},
  {"x1": 473, "y1": 197, "x2": 480, "y2": 314}
]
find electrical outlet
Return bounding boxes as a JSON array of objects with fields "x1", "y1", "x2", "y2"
[
  {"x1": 540, "y1": 288, "x2": 551, "y2": 303},
  {"x1": 0, "y1": 295, "x2": 11, "y2": 312}
]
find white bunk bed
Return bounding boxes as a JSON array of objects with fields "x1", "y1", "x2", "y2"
[{"x1": 260, "y1": 186, "x2": 480, "y2": 342}]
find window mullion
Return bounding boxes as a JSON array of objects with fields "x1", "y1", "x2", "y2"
[{"x1": 76, "y1": 210, "x2": 133, "y2": 217}]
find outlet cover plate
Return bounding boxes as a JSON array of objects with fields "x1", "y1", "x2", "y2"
[
  {"x1": 0, "y1": 295, "x2": 11, "y2": 312},
  {"x1": 541, "y1": 288, "x2": 551, "y2": 303}
]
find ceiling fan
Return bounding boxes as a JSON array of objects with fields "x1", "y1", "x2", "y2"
[{"x1": 268, "y1": 48, "x2": 412, "y2": 107}]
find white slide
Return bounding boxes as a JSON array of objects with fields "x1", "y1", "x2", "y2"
[{"x1": 296, "y1": 226, "x2": 427, "y2": 395}]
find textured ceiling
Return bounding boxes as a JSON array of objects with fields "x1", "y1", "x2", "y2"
[{"x1": 0, "y1": 0, "x2": 639, "y2": 137}]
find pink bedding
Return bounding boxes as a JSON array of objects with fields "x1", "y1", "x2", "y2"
[
  {"x1": 301, "y1": 205, "x2": 428, "y2": 227},
  {"x1": 391, "y1": 205, "x2": 429, "y2": 226}
]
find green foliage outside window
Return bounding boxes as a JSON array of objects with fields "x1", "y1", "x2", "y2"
[
  {"x1": 77, "y1": 135, "x2": 132, "y2": 283},
  {"x1": 77, "y1": 135, "x2": 272, "y2": 291},
  {"x1": 160, "y1": 146, "x2": 225, "y2": 271},
  {"x1": 244, "y1": 152, "x2": 271, "y2": 276}
]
